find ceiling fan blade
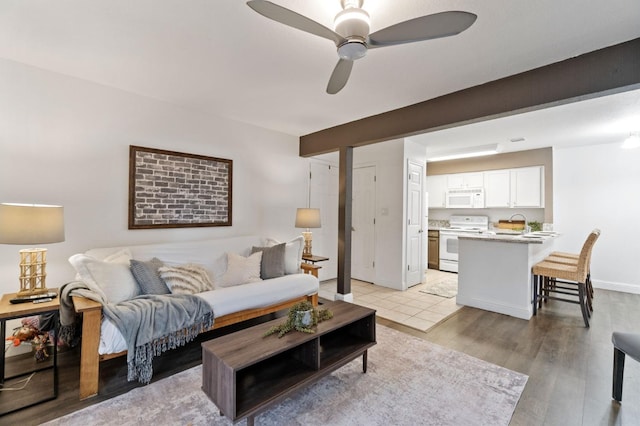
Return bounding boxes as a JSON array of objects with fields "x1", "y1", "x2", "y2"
[
  {"x1": 247, "y1": 0, "x2": 345, "y2": 45},
  {"x1": 368, "y1": 11, "x2": 477, "y2": 48},
  {"x1": 326, "y1": 59, "x2": 354, "y2": 94}
]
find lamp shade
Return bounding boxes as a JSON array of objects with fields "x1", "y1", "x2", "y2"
[
  {"x1": 0, "y1": 203, "x2": 65, "y2": 245},
  {"x1": 295, "y1": 208, "x2": 321, "y2": 229}
]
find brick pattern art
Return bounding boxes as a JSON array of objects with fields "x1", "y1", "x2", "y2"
[{"x1": 128, "y1": 146, "x2": 232, "y2": 228}]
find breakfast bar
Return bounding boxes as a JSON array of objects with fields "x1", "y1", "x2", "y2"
[{"x1": 456, "y1": 232, "x2": 558, "y2": 320}]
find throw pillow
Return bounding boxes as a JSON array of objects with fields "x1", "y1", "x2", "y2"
[
  {"x1": 130, "y1": 258, "x2": 170, "y2": 295},
  {"x1": 218, "y1": 251, "x2": 263, "y2": 288},
  {"x1": 103, "y1": 248, "x2": 134, "y2": 264},
  {"x1": 158, "y1": 264, "x2": 214, "y2": 295},
  {"x1": 251, "y1": 243, "x2": 286, "y2": 279},
  {"x1": 266, "y1": 236, "x2": 304, "y2": 274},
  {"x1": 69, "y1": 253, "x2": 141, "y2": 304}
]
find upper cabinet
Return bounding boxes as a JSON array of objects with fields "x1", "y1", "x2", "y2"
[
  {"x1": 446, "y1": 172, "x2": 484, "y2": 189},
  {"x1": 511, "y1": 166, "x2": 544, "y2": 208},
  {"x1": 484, "y1": 169, "x2": 511, "y2": 208},
  {"x1": 485, "y1": 166, "x2": 544, "y2": 208},
  {"x1": 428, "y1": 166, "x2": 544, "y2": 209},
  {"x1": 426, "y1": 174, "x2": 447, "y2": 208}
]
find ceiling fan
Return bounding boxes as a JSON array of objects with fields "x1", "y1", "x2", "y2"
[{"x1": 246, "y1": 0, "x2": 477, "y2": 94}]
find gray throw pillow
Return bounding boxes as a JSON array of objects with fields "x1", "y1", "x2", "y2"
[
  {"x1": 130, "y1": 258, "x2": 170, "y2": 295},
  {"x1": 251, "y1": 243, "x2": 286, "y2": 280}
]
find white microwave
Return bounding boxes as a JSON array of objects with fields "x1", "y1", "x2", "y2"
[{"x1": 446, "y1": 188, "x2": 485, "y2": 209}]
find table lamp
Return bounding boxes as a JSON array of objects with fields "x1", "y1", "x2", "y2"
[
  {"x1": 295, "y1": 208, "x2": 321, "y2": 257},
  {"x1": 0, "y1": 203, "x2": 65, "y2": 296}
]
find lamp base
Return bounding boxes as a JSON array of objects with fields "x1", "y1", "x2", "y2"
[
  {"x1": 17, "y1": 248, "x2": 50, "y2": 297},
  {"x1": 302, "y1": 231, "x2": 313, "y2": 257}
]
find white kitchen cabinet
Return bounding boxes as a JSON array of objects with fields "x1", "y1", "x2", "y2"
[
  {"x1": 484, "y1": 170, "x2": 511, "y2": 207},
  {"x1": 446, "y1": 172, "x2": 484, "y2": 189},
  {"x1": 511, "y1": 166, "x2": 544, "y2": 208},
  {"x1": 426, "y1": 174, "x2": 447, "y2": 208},
  {"x1": 484, "y1": 166, "x2": 544, "y2": 208}
]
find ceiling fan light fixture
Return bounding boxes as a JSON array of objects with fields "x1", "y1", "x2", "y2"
[
  {"x1": 334, "y1": 7, "x2": 370, "y2": 39},
  {"x1": 337, "y1": 40, "x2": 367, "y2": 60},
  {"x1": 341, "y1": 0, "x2": 364, "y2": 9}
]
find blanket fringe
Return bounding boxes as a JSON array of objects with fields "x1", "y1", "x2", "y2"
[{"x1": 128, "y1": 312, "x2": 214, "y2": 384}]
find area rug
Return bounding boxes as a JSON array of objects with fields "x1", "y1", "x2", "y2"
[
  {"x1": 44, "y1": 325, "x2": 527, "y2": 426},
  {"x1": 420, "y1": 276, "x2": 458, "y2": 298}
]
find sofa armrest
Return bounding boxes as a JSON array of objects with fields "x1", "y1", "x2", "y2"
[
  {"x1": 71, "y1": 294, "x2": 102, "y2": 399},
  {"x1": 72, "y1": 295, "x2": 102, "y2": 313}
]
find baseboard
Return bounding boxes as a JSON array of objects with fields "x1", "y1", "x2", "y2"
[
  {"x1": 593, "y1": 280, "x2": 640, "y2": 294},
  {"x1": 334, "y1": 292, "x2": 354, "y2": 302},
  {"x1": 455, "y1": 295, "x2": 532, "y2": 320}
]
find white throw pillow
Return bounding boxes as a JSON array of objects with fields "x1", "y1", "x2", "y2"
[
  {"x1": 103, "y1": 248, "x2": 133, "y2": 264},
  {"x1": 158, "y1": 264, "x2": 213, "y2": 295},
  {"x1": 266, "y1": 236, "x2": 303, "y2": 274},
  {"x1": 218, "y1": 251, "x2": 263, "y2": 288},
  {"x1": 69, "y1": 253, "x2": 141, "y2": 304}
]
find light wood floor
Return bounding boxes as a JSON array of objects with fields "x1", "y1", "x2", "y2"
[
  {"x1": 380, "y1": 288, "x2": 640, "y2": 425},
  {"x1": 3, "y1": 289, "x2": 640, "y2": 425}
]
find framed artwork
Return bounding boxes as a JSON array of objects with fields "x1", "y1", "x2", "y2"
[{"x1": 128, "y1": 145, "x2": 232, "y2": 229}]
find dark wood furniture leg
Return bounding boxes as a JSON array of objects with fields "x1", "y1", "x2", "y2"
[
  {"x1": 363, "y1": 350, "x2": 368, "y2": 373},
  {"x1": 613, "y1": 347, "x2": 625, "y2": 402}
]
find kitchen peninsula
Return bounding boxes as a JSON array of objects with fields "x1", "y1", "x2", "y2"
[{"x1": 456, "y1": 232, "x2": 558, "y2": 320}]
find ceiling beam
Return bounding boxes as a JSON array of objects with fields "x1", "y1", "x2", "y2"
[{"x1": 299, "y1": 37, "x2": 640, "y2": 156}]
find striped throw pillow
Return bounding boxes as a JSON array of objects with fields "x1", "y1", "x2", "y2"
[{"x1": 158, "y1": 264, "x2": 213, "y2": 295}]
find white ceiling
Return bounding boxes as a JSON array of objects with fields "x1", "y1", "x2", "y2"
[
  {"x1": 411, "y1": 87, "x2": 640, "y2": 158},
  {"x1": 1, "y1": 0, "x2": 639, "y2": 152}
]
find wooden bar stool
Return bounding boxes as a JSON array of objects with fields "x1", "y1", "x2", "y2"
[
  {"x1": 541, "y1": 230, "x2": 600, "y2": 310},
  {"x1": 531, "y1": 230, "x2": 599, "y2": 327}
]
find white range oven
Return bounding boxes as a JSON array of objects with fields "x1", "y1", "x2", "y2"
[{"x1": 439, "y1": 215, "x2": 489, "y2": 273}]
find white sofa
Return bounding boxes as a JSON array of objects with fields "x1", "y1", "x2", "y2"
[{"x1": 68, "y1": 235, "x2": 319, "y2": 399}]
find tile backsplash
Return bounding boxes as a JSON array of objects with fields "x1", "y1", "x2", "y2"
[{"x1": 428, "y1": 219, "x2": 449, "y2": 229}]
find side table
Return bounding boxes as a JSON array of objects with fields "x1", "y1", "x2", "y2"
[
  {"x1": 301, "y1": 254, "x2": 329, "y2": 278},
  {"x1": 0, "y1": 291, "x2": 59, "y2": 415}
]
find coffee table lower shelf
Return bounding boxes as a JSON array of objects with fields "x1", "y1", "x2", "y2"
[{"x1": 202, "y1": 301, "x2": 376, "y2": 425}]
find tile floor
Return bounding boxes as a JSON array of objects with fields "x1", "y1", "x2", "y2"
[{"x1": 319, "y1": 269, "x2": 462, "y2": 332}]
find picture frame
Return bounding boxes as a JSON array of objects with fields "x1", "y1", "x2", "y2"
[{"x1": 128, "y1": 145, "x2": 232, "y2": 229}]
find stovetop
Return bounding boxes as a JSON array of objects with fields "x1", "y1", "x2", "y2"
[{"x1": 444, "y1": 215, "x2": 489, "y2": 232}]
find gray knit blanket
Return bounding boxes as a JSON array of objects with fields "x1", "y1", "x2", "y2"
[{"x1": 59, "y1": 281, "x2": 214, "y2": 384}]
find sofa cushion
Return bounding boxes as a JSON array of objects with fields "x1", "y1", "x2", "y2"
[
  {"x1": 69, "y1": 253, "x2": 141, "y2": 304},
  {"x1": 251, "y1": 243, "x2": 286, "y2": 279},
  {"x1": 198, "y1": 273, "x2": 320, "y2": 317},
  {"x1": 130, "y1": 258, "x2": 170, "y2": 295},
  {"x1": 158, "y1": 264, "x2": 213, "y2": 295},
  {"x1": 218, "y1": 251, "x2": 262, "y2": 288},
  {"x1": 84, "y1": 236, "x2": 266, "y2": 285},
  {"x1": 266, "y1": 236, "x2": 303, "y2": 274}
]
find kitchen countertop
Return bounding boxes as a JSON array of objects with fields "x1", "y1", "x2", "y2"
[{"x1": 458, "y1": 231, "x2": 559, "y2": 244}]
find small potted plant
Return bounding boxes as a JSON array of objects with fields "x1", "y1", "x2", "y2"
[{"x1": 264, "y1": 301, "x2": 333, "y2": 338}]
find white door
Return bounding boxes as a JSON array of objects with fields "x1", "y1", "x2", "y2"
[
  {"x1": 309, "y1": 161, "x2": 339, "y2": 280},
  {"x1": 406, "y1": 160, "x2": 424, "y2": 287},
  {"x1": 352, "y1": 166, "x2": 376, "y2": 283}
]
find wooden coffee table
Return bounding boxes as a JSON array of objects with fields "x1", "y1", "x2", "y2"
[{"x1": 201, "y1": 301, "x2": 376, "y2": 425}]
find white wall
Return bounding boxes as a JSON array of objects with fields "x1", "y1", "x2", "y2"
[
  {"x1": 355, "y1": 139, "x2": 405, "y2": 290},
  {"x1": 553, "y1": 143, "x2": 640, "y2": 293},
  {"x1": 0, "y1": 59, "x2": 309, "y2": 296}
]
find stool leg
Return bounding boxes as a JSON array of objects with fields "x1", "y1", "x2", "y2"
[
  {"x1": 578, "y1": 283, "x2": 590, "y2": 328},
  {"x1": 613, "y1": 347, "x2": 625, "y2": 402},
  {"x1": 532, "y1": 273, "x2": 538, "y2": 315}
]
